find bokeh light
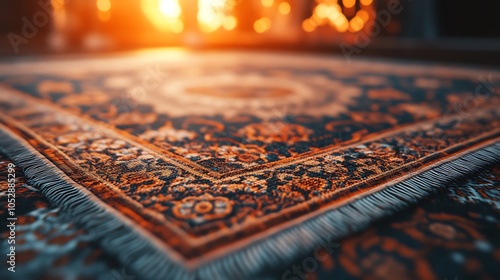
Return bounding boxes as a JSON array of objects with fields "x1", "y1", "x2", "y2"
[
  {"x1": 278, "y1": 2, "x2": 291, "y2": 15},
  {"x1": 303, "y1": 0, "x2": 375, "y2": 33},
  {"x1": 254, "y1": 17, "x2": 271, "y2": 33},
  {"x1": 141, "y1": 0, "x2": 184, "y2": 33}
]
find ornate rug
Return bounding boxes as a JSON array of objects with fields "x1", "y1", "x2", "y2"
[
  {"x1": 0, "y1": 52, "x2": 499, "y2": 279},
  {"x1": 1, "y1": 153, "x2": 499, "y2": 280}
]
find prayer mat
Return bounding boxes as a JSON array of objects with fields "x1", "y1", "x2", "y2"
[{"x1": 0, "y1": 52, "x2": 499, "y2": 280}]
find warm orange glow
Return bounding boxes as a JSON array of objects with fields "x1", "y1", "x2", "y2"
[
  {"x1": 349, "y1": 16, "x2": 364, "y2": 32},
  {"x1": 303, "y1": 0, "x2": 375, "y2": 33},
  {"x1": 261, "y1": 0, "x2": 274, "y2": 8},
  {"x1": 223, "y1": 15, "x2": 238, "y2": 30},
  {"x1": 141, "y1": 0, "x2": 183, "y2": 33},
  {"x1": 254, "y1": 17, "x2": 271, "y2": 33},
  {"x1": 198, "y1": 9, "x2": 221, "y2": 32},
  {"x1": 278, "y1": 2, "x2": 291, "y2": 15},
  {"x1": 328, "y1": 8, "x2": 342, "y2": 21},
  {"x1": 342, "y1": 0, "x2": 356, "y2": 9},
  {"x1": 96, "y1": 0, "x2": 111, "y2": 12},
  {"x1": 51, "y1": 0, "x2": 65, "y2": 11},
  {"x1": 360, "y1": 0, "x2": 373, "y2": 6},
  {"x1": 97, "y1": 0, "x2": 111, "y2": 22},
  {"x1": 171, "y1": 21, "x2": 184, "y2": 33},
  {"x1": 302, "y1": 19, "x2": 316, "y2": 32},
  {"x1": 135, "y1": 0, "x2": 375, "y2": 35},
  {"x1": 315, "y1": 4, "x2": 327, "y2": 18},
  {"x1": 98, "y1": 11, "x2": 111, "y2": 21},
  {"x1": 51, "y1": 0, "x2": 67, "y2": 28},
  {"x1": 159, "y1": 0, "x2": 181, "y2": 18},
  {"x1": 310, "y1": 12, "x2": 323, "y2": 26},
  {"x1": 198, "y1": 0, "x2": 238, "y2": 33},
  {"x1": 336, "y1": 18, "x2": 349, "y2": 32},
  {"x1": 356, "y1": 9, "x2": 370, "y2": 22},
  {"x1": 332, "y1": 15, "x2": 344, "y2": 27}
]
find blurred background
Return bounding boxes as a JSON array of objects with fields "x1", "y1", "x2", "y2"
[{"x1": 0, "y1": 0, "x2": 499, "y2": 65}]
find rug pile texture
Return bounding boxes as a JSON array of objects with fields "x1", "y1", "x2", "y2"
[{"x1": 0, "y1": 52, "x2": 498, "y2": 279}]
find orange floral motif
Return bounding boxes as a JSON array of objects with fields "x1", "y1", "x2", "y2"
[
  {"x1": 172, "y1": 194, "x2": 233, "y2": 225},
  {"x1": 237, "y1": 123, "x2": 312, "y2": 144}
]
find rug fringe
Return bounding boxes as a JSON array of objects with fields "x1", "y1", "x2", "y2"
[
  {"x1": 196, "y1": 142, "x2": 500, "y2": 280},
  {"x1": 0, "y1": 123, "x2": 498, "y2": 280},
  {"x1": 0, "y1": 125, "x2": 194, "y2": 280}
]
